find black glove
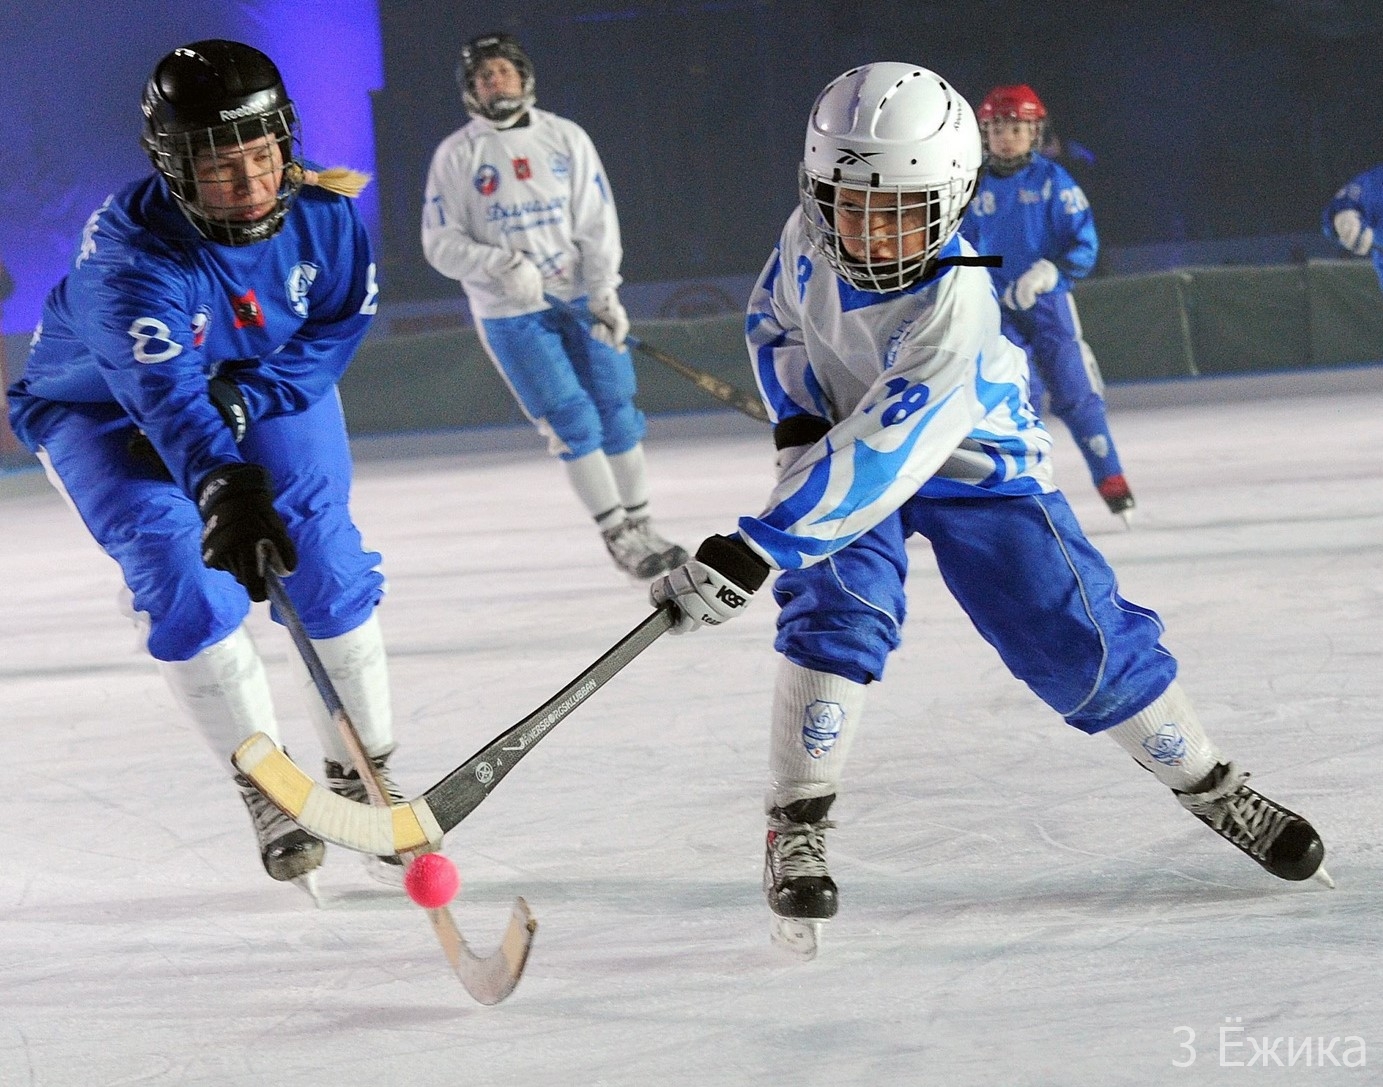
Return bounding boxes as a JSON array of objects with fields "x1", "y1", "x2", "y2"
[
  {"x1": 125, "y1": 376, "x2": 249, "y2": 480},
  {"x1": 207, "y1": 375, "x2": 249, "y2": 442},
  {"x1": 196, "y1": 464, "x2": 297, "y2": 601}
]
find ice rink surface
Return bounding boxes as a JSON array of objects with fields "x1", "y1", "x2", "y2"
[{"x1": 2, "y1": 370, "x2": 1380, "y2": 1086}]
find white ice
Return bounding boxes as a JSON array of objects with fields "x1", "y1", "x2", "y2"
[{"x1": 2, "y1": 369, "x2": 1381, "y2": 1086}]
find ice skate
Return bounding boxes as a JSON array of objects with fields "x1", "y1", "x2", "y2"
[
  {"x1": 1096, "y1": 473, "x2": 1136, "y2": 526},
  {"x1": 764, "y1": 795, "x2": 838, "y2": 958},
  {"x1": 237, "y1": 772, "x2": 325, "y2": 898},
  {"x1": 600, "y1": 518, "x2": 666, "y2": 579},
  {"x1": 627, "y1": 514, "x2": 689, "y2": 572},
  {"x1": 1175, "y1": 762, "x2": 1333, "y2": 887},
  {"x1": 326, "y1": 750, "x2": 408, "y2": 885}
]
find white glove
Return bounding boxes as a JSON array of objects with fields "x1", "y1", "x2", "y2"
[
  {"x1": 496, "y1": 257, "x2": 545, "y2": 309},
  {"x1": 587, "y1": 287, "x2": 630, "y2": 349},
  {"x1": 649, "y1": 534, "x2": 769, "y2": 634},
  {"x1": 1333, "y1": 209, "x2": 1374, "y2": 256},
  {"x1": 1002, "y1": 258, "x2": 1060, "y2": 311}
]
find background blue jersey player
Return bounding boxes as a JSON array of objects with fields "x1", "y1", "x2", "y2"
[
  {"x1": 960, "y1": 85, "x2": 1136, "y2": 523},
  {"x1": 649, "y1": 62, "x2": 1330, "y2": 956},
  {"x1": 1323, "y1": 163, "x2": 1383, "y2": 284},
  {"x1": 6, "y1": 41, "x2": 404, "y2": 897}
]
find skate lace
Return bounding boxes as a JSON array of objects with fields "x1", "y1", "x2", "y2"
[
  {"x1": 236, "y1": 776, "x2": 299, "y2": 845},
  {"x1": 326, "y1": 757, "x2": 406, "y2": 806},
  {"x1": 771, "y1": 819, "x2": 835, "y2": 879},
  {"x1": 603, "y1": 521, "x2": 650, "y2": 561},
  {"x1": 1182, "y1": 782, "x2": 1291, "y2": 859},
  {"x1": 627, "y1": 516, "x2": 673, "y2": 552}
]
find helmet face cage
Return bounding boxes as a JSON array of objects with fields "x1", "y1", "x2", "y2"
[
  {"x1": 457, "y1": 33, "x2": 536, "y2": 123},
  {"x1": 799, "y1": 167, "x2": 976, "y2": 293},
  {"x1": 146, "y1": 106, "x2": 303, "y2": 246}
]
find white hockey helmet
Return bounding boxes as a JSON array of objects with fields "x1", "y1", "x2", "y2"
[{"x1": 799, "y1": 63, "x2": 983, "y2": 292}]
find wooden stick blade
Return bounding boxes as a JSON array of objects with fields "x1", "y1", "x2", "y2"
[
  {"x1": 431, "y1": 897, "x2": 537, "y2": 1005},
  {"x1": 232, "y1": 733, "x2": 442, "y2": 854}
]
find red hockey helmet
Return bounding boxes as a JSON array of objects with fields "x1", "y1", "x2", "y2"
[{"x1": 977, "y1": 84, "x2": 1048, "y2": 124}]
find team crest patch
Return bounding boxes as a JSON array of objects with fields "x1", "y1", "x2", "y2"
[
  {"x1": 802, "y1": 699, "x2": 845, "y2": 760},
  {"x1": 191, "y1": 308, "x2": 210, "y2": 348},
  {"x1": 512, "y1": 157, "x2": 532, "y2": 180},
  {"x1": 474, "y1": 164, "x2": 501, "y2": 195},
  {"x1": 1142, "y1": 724, "x2": 1187, "y2": 766},
  {"x1": 286, "y1": 262, "x2": 319, "y2": 318},
  {"x1": 549, "y1": 152, "x2": 571, "y2": 180}
]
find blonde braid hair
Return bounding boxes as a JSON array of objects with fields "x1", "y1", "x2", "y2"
[{"x1": 285, "y1": 163, "x2": 372, "y2": 198}]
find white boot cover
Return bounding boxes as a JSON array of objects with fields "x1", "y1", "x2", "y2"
[
  {"x1": 159, "y1": 625, "x2": 279, "y2": 764},
  {"x1": 608, "y1": 444, "x2": 651, "y2": 512},
  {"x1": 1104, "y1": 680, "x2": 1223, "y2": 790},
  {"x1": 287, "y1": 613, "x2": 396, "y2": 763},
  {"x1": 563, "y1": 449, "x2": 624, "y2": 526},
  {"x1": 768, "y1": 659, "x2": 867, "y2": 809}
]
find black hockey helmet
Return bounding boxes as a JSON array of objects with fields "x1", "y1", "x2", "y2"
[
  {"x1": 140, "y1": 39, "x2": 303, "y2": 246},
  {"x1": 456, "y1": 31, "x2": 536, "y2": 125}
]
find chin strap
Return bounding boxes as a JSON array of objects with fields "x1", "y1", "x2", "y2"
[
  {"x1": 914, "y1": 251, "x2": 1003, "y2": 288},
  {"x1": 934, "y1": 254, "x2": 1003, "y2": 270}
]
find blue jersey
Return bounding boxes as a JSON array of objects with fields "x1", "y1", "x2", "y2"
[
  {"x1": 1322, "y1": 164, "x2": 1383, "y2": 286},
  {"x1": 8, "y1": 174, "x2": 379, "y2": 497},
  {"x1": 959, "y1": 154, "x2": 1097, "y2": 293}
]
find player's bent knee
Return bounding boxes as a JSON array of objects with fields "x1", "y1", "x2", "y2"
[{"x1": 545, "y1": 397, "x2": 604, "y2": 458}]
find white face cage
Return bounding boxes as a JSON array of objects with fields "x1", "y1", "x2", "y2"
[
  {"x1": 798, "y1": 167, "x2": 975, "y2": 293},
  {"x1": 147, "y1": 107, "x2": 303, "y2": 246}
]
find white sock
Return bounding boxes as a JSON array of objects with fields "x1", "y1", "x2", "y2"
[
  {"x1": 563, "y1": 450, "x2": 625, "y2": 528},
  {"x1": 159, "y1": 625, "x2": 278, "y2": 765},
  {"x1": 287, "y1": 613, "x2": 395, "y2": 764},
  {"x1": 1104, "y1": 680, "x2": 1222, "y2": 790},
  {"x1": 768, "y1": 659, "x2": 867, "y2": 808},
  {"x1": 608, "y1": 444, "x2": 651, "y2": 514}
]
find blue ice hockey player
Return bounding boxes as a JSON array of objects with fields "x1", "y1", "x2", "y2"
[
  {"x1": 6, "y1": 40, "x2": 404, "y2": 896},
  {"x1": 650, "y1": 62, "x2": 1331, "y2": 956},
  {"x1": 960, "y1": 84, "x2": 1135, "y2": 523},
  {"x1": 1323, "y1": 164, "x2": 1383, "y2": 286}
]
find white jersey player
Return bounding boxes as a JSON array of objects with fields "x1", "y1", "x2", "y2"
[
  {"x1": 650, "y1": 63, "x2": 1330, "y2": 954},
  {"x1": 422, "y1": 31, "x2": 686, "y2": 580}
]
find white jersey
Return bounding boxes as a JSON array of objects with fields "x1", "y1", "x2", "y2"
[
  {"x1": 739, "y1": 210, "x2": 1056, "y2": 570},
  {"x1": 421, "y1": 108, "x2": 622, "y2": 319}
]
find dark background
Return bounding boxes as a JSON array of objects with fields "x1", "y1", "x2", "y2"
[
  {"x1": 372, "y1": 0, "x2": 1383, "y2": 301},
  {"x1": 4, "y1": 0, "x2": 1383, "y2": 331}
]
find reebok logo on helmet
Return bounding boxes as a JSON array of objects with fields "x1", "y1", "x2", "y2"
[
  {"x1": 219, "y1": 100, "x2": 269, "y2": 122},
  {"x1": 835, "y1": 148, "x2": 879, "y2": 166}
]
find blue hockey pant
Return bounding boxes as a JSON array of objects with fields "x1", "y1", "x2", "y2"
[
  {"x1": 479, "y1": 299, "x2": 646, "y2": 460},
  {"x1": 35, "y1": 391, "x2": 384, "y2": 662},
  {"x1": 1003, "y1": 291, "x2": 1123, "y2": 485},
  {"x1": 772, "y1": 490, "x2": 1175, "y2": 733}
]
